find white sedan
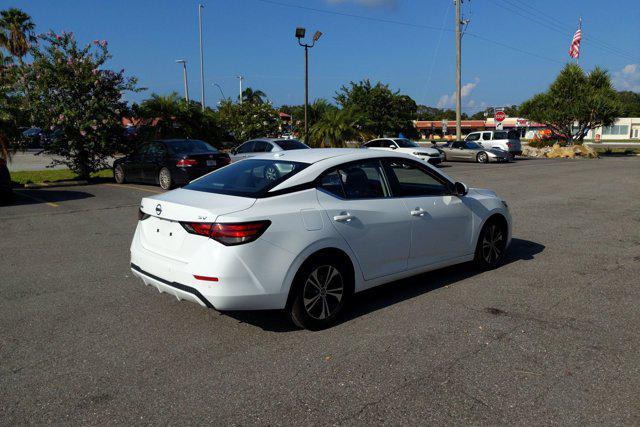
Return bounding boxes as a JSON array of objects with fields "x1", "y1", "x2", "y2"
[
  {"x1": 362, "y1": 137, "x2": 444, "y2": 165},
  {"x1": 130, "y1": 149, "x2": 511, "y2": 329}
]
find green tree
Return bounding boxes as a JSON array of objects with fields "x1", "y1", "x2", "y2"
[
  {"x1": 617, "y1": 91, "x2": 640, "y2": 117},
  {"x1": 0, "y1": 57, "x2": 22, "y2": 161},
  {"x1": 0, "y1": 8, "x2": 35, "y2": 65},
  {"x1": 335, "y1": 79, "x2": 417, "y2": 138},
  {"x1": 218, "y1": 99, "x2": 280, "y2": 141},
  {"x1": 241, "y1": 87, "x2": 267, "y2": 104},
  {"x1": 520, "y1": 64, "x2": 620, "y2": 143},
  {"x1": 308, "y1": 108, "x2": 368, "y2": 148},
  {"x1": 17, "y1": 32, "x2": 140, "y2": 178},
  {"x1": 134, "y1": 92, "x2": 225, "y2": 145}
]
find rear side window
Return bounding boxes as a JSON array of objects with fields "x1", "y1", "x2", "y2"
[
  {"x1": 364, "y1": 140, "x2": 380, "y2": 148},
  {"x1": 236, "y1": 141, "x2": 254, "y2": 154},
  {"x1": 319, "y1": 161, "x2": 389, "y2": 200},
  {"x1": 273, "y1": 139, "x2": 308, "y2": 150},
  {"x1": 493, "y1": 131, "x2": 509, "y2": 139},
  {"x1": 252, "y1": 141, "x2": 271, "y2": 152},
  {"x1": 482, "y1": 132, "x2": 492, "y2": 140},
  {"x1": 185, "y1": 159, "x2": 308, "y2": 197},
  {"x1": 380, "y1": 140, "x2": 396, "y2": 148}
]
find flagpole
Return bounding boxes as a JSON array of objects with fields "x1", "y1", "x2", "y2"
[{"x1": 576, "y1": 16, "x2": 582, "y2": 65}]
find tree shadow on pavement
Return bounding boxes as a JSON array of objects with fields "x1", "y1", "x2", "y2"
[
  {"x1": 4, "y1": 189, "x2": 94, "y2": 206},
  {"x1": 225, "y1": 238, "x2": 545, "y2": 332}
]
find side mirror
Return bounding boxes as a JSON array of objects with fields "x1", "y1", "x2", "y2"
[{"x1": 454, "y1": 181, "x2": 468, "y2": 196}]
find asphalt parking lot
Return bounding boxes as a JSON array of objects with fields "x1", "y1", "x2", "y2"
[{"x1": 1, "y1": 157, "x2": 639, "y2": 424}]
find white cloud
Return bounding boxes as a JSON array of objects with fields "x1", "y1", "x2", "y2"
[
  {"x1": 613, "y1": 64, "x2": 640, "y2": 92},
  {"x1": 327, "y1": 0, "x2": 397, "y2": 9},
  {"x1": 436, "y1": 77, "x2": 480, "y2": 108}
]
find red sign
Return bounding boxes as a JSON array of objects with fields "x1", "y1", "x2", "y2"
[{"x1": 495, "y1": 111, "x2": 506, "y2": 122}]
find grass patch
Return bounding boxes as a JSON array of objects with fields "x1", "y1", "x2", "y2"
[
  {"x1": 592, "y1": 147, "x2": 640, "y2": 155},
  {"x1": 10, "y1": 168, "x2": 113, "y2": 185}
]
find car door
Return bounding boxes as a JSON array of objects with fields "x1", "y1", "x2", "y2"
[
  {"x1": 230, "y1": 141, "x2": 255, "y2": 162},
  {"x1": 142, "y1": 142, "x2": 168, "y2": 182},
  {"x1": 448, "y1": 141, "x2": 467, "y2": 161},
  {"x1": 480, "y1": 132, "x2": 493, "y2": 149},
  {"x1": 382, "y1": 158, "x2": 474, "y2": 268},
  {"x1": 123, "y1": 143, "x2": 150, "y2": 181},
  {"x1": 316, "y1": 160, "x2": 411, "y2": 280}
]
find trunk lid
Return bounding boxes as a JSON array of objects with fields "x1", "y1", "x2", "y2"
[{"x1": 138, "y1": 189, "x2": 256, "y2": 261}]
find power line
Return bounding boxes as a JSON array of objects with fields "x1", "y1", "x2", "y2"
[
  {"x1": 492, "y1": 0, "x2": 640, "y2": 62},
  {"x1": 253, "y1": 0, "x2": 565, "y2": 64}
]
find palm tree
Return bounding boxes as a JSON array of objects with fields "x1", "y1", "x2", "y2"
[
  {"x1": 0, "y1": 51, "x2": 12, "y2": 72},
  {"x1": 241, "y1": 87, "x2": 266, "y2": 104},
  {"x1": 308, "y1": 108, "x2": 364, "y2": 148},
  {"x1": 0, "y1": 8, "x2": 35, "y2": 65}
]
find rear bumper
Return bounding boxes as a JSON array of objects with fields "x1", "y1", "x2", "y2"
[{"x1": 130, "y1": 225, "x2": 291, "y2": 311}]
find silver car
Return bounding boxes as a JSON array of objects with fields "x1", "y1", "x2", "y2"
[
  {"x1": 230, "y1": 138, "x2": 309, "y2": 163},
  {"x1": 440, "y1": 141, "x2": 511, "y2": 163}
]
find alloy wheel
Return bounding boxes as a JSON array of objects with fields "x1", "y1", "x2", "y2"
[
  {"x1": 264, "y1": 165, "x2": 280, "y2": 181},
  {"x1": 114, "y1": 165, "x2": 125, "y2": 183},
  {"x1": 481, "y1": 224, "x2": 505, "y2": 264},
  {"x1": 478, "y1": 152, "x2": 489, "y2": 163},
  {"x1": 302, "y1": 265, "x2": 344, "y2": 320},
  {"x1": 159, "y1": 168, "x2": 172, "y2": 190}
]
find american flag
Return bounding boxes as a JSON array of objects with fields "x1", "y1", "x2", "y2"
[{"x1": 569, "y1": 25, "x2": 582, "y2": 59}]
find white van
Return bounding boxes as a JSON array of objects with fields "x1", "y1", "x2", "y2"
[{"x1": 465, "y1": 130, "x2": 522, "y2": 156}]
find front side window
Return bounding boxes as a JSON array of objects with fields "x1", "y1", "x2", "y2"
[
  {"x1": 364, "y1": 140, "x2": 380, "y2": 148},
  {"x1": 466, "y1": 133, "x2": 480, "y2": 141},
  {"x1": 493, "y1": 131, "x2": 509, "y2": 140},
  {"x1": 185, "y1": 159, "x2": 308, "y2": 197},
  {"x1": 236, "y1": 141, "x2": 255, "y2": 154},
  {"x1": 394, "y1": 138, "x2": 420, "y2": 148},
  {"x1": 380, "y1": 140, "x2": 396, "y2": 148},
  {"x1": 384, "y1": 159, "x2": 449, "y2": 197}
]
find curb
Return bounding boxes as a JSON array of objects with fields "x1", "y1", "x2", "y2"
[{"x1": 23, "y1": 180, "x2": 89, "y2": 189}]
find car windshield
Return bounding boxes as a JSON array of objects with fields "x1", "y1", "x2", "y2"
[
  {"x1": 394, "y1": 138, "x2": 420, "y2": 148},
  {"x1": 165, "y1": 140, "x2": 218, "y2": 155},
  {"x1": 465, "y1": 142, "x2": 481, "y2": 149},
  {"x1": 185, "y1": 159, "x2": 309, "y2": 197},
  {"x1": 273, "y1": 139, "x2": 309, "y2": 150}
]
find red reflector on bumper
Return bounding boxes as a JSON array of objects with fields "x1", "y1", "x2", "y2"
[{"x1": 194, "y1": 275, "x2": 219, "y2": 282}]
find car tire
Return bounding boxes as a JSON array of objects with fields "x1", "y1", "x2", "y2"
[
  {"x1": 476, "y1": 152, "x2": 489, "y2": 163},
  {"x1": 158, "y1": 167, "x2": 173, "y2": 190},
  {"x1": 264, "y1": 164, "x2": 280, "y2": 182},
  {"x1": 289, "y1": 254, "x2": 353, "y2": 330},
  {"x1": 114, "y1": 164, "x2": 126, "y2": 184},
  {"x1": 474, "y1": 218, "x2": 507, "y2": 270}
]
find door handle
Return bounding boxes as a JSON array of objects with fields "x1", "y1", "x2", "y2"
[
  {"x1": 333, "y1": 213, "x2": 355, "y2": 222},
  {"x1": 410, "y1": 208, "x2": 425, "y2": 217}
]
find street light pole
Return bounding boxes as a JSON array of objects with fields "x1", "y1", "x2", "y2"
[
  {"x1": 296, "y1": 27, "x2": 322, "y2": 144},
  {"x1": 213, "y1": 83, "x2": 225, "y2": 100},
  {"x1": 237, "y1": 75, "x2": 244, "y2": 104},
  {"x1": 175, "y1": 59, "x2": 189, "y2": 103},
  {"x1": 455, "y1": 0, "x2": 462, "y2": 140},
  {"x1": 198, "y1": 4, "x2": 205, "y2": 111}
]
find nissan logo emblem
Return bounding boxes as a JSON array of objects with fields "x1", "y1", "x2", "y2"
[{"x1": 156, "y1": 204, "x2": 162, "y2": 215}]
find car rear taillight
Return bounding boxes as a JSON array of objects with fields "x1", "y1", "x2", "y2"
[
  {"x1": 176, "y1": 158, "x2": 198, "y2": 167},
  {"x1": 507, "y1": 142, "x2": 512, "y2": 148},
  {"x1": 181, "y1": 221, "x2": 271, "y2": 246}
]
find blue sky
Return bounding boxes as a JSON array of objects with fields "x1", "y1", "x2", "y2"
[{"x1": 6, "y1": 0, "x2": 640, "y2": 111}]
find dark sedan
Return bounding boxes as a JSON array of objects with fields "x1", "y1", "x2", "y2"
[{"x1": 113, "y1": 139, "x2": 230, "y2": 190}]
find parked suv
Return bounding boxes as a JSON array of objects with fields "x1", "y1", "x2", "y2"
[{"x1": 465, "y1": 130, "x2": 522, "y2": 156}]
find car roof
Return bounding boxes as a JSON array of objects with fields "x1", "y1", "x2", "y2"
[
  {"x1": 257, "y1": 148, "x2": 450, "y2": 192},
  {"x1": 247, "y1": 138, "x2": 301, "y2": 143}
]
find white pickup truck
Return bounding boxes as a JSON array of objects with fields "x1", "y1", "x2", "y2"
[{"x1": 465, "y1": 130, "x2": 522, "y2": 156}]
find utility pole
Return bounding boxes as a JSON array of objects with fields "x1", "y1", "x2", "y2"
[
  {"x1": 455, "y1": 0, "x2": 462, "y2": 141},
  {"x1": 198, "y1": 4, "x2": 205, "y2": 111},
  {"x1": 175, "y1": 59, "x2": 189, "y2": 103},
  {"x1": 237, "y1": 75, "x2": 244, "y2": 104}
]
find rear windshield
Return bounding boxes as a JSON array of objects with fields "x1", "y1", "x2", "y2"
[
  {"x1": 273, "y1": 139, "x2": 309, "y2": 151},
  {"x1": 185, "y1": 159, "x2": 309, "y2": 197},
  {"x1": 165, "y1": 140, "x2": 218, "y2": 155}
]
